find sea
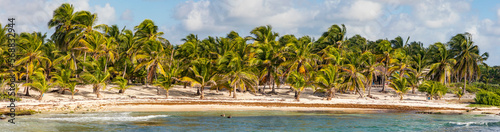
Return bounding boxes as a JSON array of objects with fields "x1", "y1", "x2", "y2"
[{"x1": 1, "y1": 111, "x2": 500, "y2": 132}]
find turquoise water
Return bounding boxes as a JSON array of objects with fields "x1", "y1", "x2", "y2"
[{"x1": 1, "y1": 111, "x2": 500, "y2": 131}]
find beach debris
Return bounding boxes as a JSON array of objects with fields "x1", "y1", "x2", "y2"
[
  {"x1": 227, "y1": 115, "x2": 232, "y2": 118},
  {"x1": 0, "y1": 114, "x2": 6, "y2": 120},
  {"x1": 220, "y1": 114, "x2": 225, "y2": 117}
]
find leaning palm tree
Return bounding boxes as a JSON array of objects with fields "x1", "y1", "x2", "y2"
[
  {"x1": 449, "y1": 33, "x2": 483, "y2": 94},
  {"x1": 389, "y1": 73, "x2": 411, "y2": 100},
  {"x1": 376, "y1": 40, "x2": 394, "y2": 92},
  {"x1": 25, "y1": 71, "x2": 54, "y2": 100},
  {"x1": 341, "y1": 63, "x2": 366, "y2": 98}
]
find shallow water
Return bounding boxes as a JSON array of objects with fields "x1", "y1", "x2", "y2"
[{"x1": 1, "y1": 111, "x2": 500, "y2": 131}]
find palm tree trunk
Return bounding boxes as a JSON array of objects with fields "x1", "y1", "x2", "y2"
[
  {"x1": 462, "y1": 73, "x2": 467, "y2": 94},
  {"x1": 25, "y1": 63, "x2": 30, "y2": 96},
  {"x1": 368, "y1": 80, "x2": 373, "y2": 96},
  {"x1": 296, "y1": 91, "x2": 301, "y2": 101},
  {"x1": 271, "y1": 80, "x2": 276, "y2": 94},
  {"x1": 381, "y1": 63, "x2": 388, "y2": 92},
  {"x1": 233, "y1": 86, "x2": 237, "y2": 98},
  {"x1": 83, "y1": 52, "x2": 87, "y2": 71},
  {"x1": 327, "y1": 88, "x2": 333, "y2": 100},
  {"x1": 96, "y1": 87, "x2": 101, "y2": 98},
  {"x1": 200, "y1": 86, "x2": 205, "y2": 99},
  {"x1": 165, "y1": 90, "x2": 169, "y2": 98},
  {"x1": 122, "y1": 62, "x2": 127, "y2": 78},
  {"x1": 38, "y1": 93, "x2": 43, "y2": 100}
]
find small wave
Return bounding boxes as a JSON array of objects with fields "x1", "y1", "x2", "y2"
[
  {"x1": 446, "y1": 121, "x2": 500, "y2": 127},
  {"x1": 39, "y1": 114, "x2": 169, "y2": 122}
]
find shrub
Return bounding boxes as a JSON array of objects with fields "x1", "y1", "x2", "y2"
[
  {"x1": 0, "y1": 92, "x2": 21, "y2": 101},
  {"x1": 475, "y1": 91, "x2": 500, "y2": 106},
  {"x1": 418, "y1": 81, "x2": 448, "y2": 100}
]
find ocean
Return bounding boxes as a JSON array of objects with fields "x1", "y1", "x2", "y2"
[{"x1": 2, "y1": 111, "x2": 500, "y2": 131}]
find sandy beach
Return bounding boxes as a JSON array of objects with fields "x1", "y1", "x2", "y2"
[{"x1": 1, "y1": 84, "x2": 499, "y2": 115}]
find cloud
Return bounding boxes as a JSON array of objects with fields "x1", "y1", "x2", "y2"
[
  {"x1": 120, "y1": 9, "x2": 133, "y2": 21},
  {"x1": 0, "y1": 0, "x2": 115, "y2": 33},
  {"x1": 94, "y1": 3, "x2": 116, "y2": 25}
]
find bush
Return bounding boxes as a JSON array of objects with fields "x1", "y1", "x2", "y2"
[
  {"x1": 418, "y1": 81, "x2": 448, "y2": 100},
  {"x1": 0, "y1": 92, "x2": 21, "y2": 101},
  {"x1": 475, "y1": 91, "x2": 500, "y2": 106}
]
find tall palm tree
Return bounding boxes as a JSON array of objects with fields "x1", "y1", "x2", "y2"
[
  {"x1": 361, "y1": 51, "x2": 380, "y2": 96},
  {"x1": 16, "y1": 32, "x2": 50, "y2": 96},
  {"x1": 427, "y1": 42, "x2": 456, "y2": 85},
  {"x1": 449, "y1": 33, "x2": 482, "y2": 94},
  {"x1": 376, "y1": 40, "x2": 394, "y2": 92},
  {"x1": 248, "y1": 25, "x2": 281, "y2": 94}
]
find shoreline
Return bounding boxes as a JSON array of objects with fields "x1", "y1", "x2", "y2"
[
  {"x1": 2, "y1": 84, "x2": 499, "y2": 115},
  {"x1": 3, "y1": 98, "x2": 500, "y2": 115}
]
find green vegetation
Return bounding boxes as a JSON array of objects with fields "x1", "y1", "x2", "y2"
[
  {"x1": 475, "y1": 91, "x2": 500, "y2": 106},
  {"x1": 0, "y1": 3, "x2": 497, "y2": 104},
  {"x1": 418, "y1": 81, "x2": 448, "y2": 100}
]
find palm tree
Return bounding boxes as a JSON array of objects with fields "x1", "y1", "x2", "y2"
[
  {"x1": 181, "y1": 58, "x2": 217, "y2": 99},
  {"x1": 155, "y1": 57, "x2": 182, "y2": 98},
  {"x1": 112, "y1": 76, "x2": 130, "y2": 94},
  {"x1": 51, "y1": 68, "x2": 76, "y2": 94},
  {"x1": 286, "y1": 71, "x2": 313, "y2": 101},
  {"x1": 218, "y1": 51, "x2": 258, "y2": 99},
  {"x1": 25, "y1": 71, "x2": 53, "y2": 100},
  {"x1": 315, "y1": 64, "x2": 341, "y2": 100},
  {"x1": 427, "y1": 42, "x2": 456, "y2": 85},
  {"x1": 449, "y1": 33, "x2": 482, "y2": 94},
  {"x1": 16, "y1": 32, "x2": 50, "y2": 96},
  {"x1": 360, "y1": 51, "x2": 380, "y2": 96},
  {"x1": 248, "y1": 25, "x2": 280, "y2": 94},
  {"x1": 376, "y1": 40, "x2": 394, "y2": 92},
  {"x1": 389, "y1": 73, "x2": 411, "y2": 100},
  {"x1": 67, "y1": 82, "x2": 78, "y2": 100},
  {"x1": 80, "y1": 58, "x2": 110, "y2": 98},
  {"x1": 341, "y1": 63, "x2": 366, "y2": 98}
]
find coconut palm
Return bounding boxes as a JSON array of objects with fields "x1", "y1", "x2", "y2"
[
  {"x1": 376, "y1": 40, "x2": 394, "y2": 92},
  {"x1": 16, "y1": 32, "x2": 50, "y2": 96},
  {"x1": 248, "y1": 25, "x2": 280, "y2": 93},
  {"x1": 112, "y1": 76, "x2": 130, "y2": 94},
  {"x1": 181, "y1": 58, "x2": 217, "y2": 99},
  {"x1": 67, "y1": 82, "x2": 78, "y2": 100},
  {"x1": 25, "y1": 70, "x2": 53, "y2": 100},
  {"x1": 427, "y1": 42, "x2": 456, "y2": 85},
  {"x1": 360, "y1": 51, "x2": 380, "y2": 96},
  {"x1": 218, "y1": 51, "x2": 258, "y2": 99},
  {"x1": 341, "y1": 63, "x2": 366, "y2": 98},
  {"x1": 315, "y1": 64, "x2": 341, "y2": 100},
  {"x1": 449, "y1": 33, "x2": 482, "y2": 94},
  {"x1": 155, "y1": 58, "x2": 182, "y2": 98},
  {"x1": 389, "y1": 73, "x2": 411, "y2": 100},
  {"x1": 80, "y1": 58, "x2": 110, "y2": 98},
  {"x1": 286, "y1": 71, "x2": 314, "y2": 101},
  {"x1": 51, "y1": 68, "x2": 77, "y2": 94}
]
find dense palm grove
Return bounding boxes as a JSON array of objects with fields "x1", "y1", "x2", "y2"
[{"x1": 1, "y1": 3, "x2": 498, "y2": 104}]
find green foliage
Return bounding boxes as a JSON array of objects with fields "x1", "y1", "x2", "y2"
[
  {"x1": 0, "y1": 92, "x2": 21, "y2": 101},
  {"x1": 475, "y1": 91, "x2": 500, "y2": 106},
  {"x1": 418, "y1": 81, "x2": 448, "y2": 100}
]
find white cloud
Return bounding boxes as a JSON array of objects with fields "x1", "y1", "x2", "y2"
[
  {"x1": 340, "y1": 0, "x2": 383, "y2": 21},
  {"x1": 120, "y1": 9, "x2": 133, "y2": 21},
  {"x1": 94, "y1": 3, "x2": 116, "y2": 25},
  {"x1": 0, "y1": 0, "x2": 115, "y2": 34}
]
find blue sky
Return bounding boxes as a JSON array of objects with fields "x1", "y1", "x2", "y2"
[{"x1": 1, "y1": 0, "x2": 500, "y2": 65}]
